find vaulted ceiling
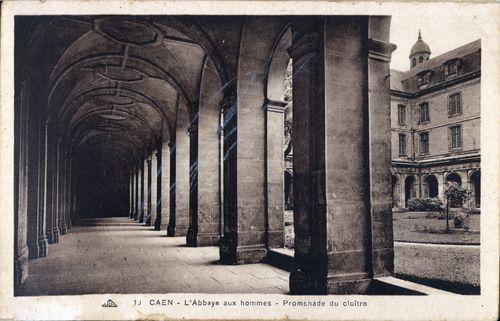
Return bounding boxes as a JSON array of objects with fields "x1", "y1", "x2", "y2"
[{"x1": 18, "y1": 16, "x2": 235, "y2": 169}]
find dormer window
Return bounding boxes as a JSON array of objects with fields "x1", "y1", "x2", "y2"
[
  {"x1": 417, "y1": 71, "x2": 432, "y2": 88},
  {"x1": 444, "y1": 59, "x2": 462, "y2": 77}
]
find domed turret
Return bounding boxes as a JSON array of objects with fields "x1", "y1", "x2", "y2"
[{"x1": 409, "y1": 30, "x2": 431, "y2": 69}]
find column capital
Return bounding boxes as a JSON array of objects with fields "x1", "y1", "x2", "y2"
[
  {"x1": 368, "y1": 38, "x2": 397, "y2": 62},
  {"x1": 168, "y1": 142, "x2": 176, "y2": 151},
  {"x1": 287, "y1": 32, "x2": 321, "y2": 62},
  {"x1": 186, "y1": 123, "x2": 198, "y2": 136},
  {"x1": 263, "y1": 99, "x2": 287, "y2": 113}
]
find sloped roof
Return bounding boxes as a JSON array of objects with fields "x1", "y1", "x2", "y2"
[
  {"x1": 390, "y1": 69, "x2": 406, "y2": 92},
  {"x1": 404, "y1": 39, "x2": 480, "y2": 79}
]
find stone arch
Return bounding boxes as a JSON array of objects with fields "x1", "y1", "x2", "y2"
[
  {"x1": 426, "y1": 174, "x2": 439, "y2": 198},
  {"x1": 404, "y1": 175, "x2": 416, "y2": 207},
  {"x1": 470, "y1": 170, "x2": 480, "y2": 208},
  {"x1": 445, "y1": 172, "x2": 462, "y2": 185}
]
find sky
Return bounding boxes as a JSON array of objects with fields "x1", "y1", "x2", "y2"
[{"x1": 390, "y1": 13, "x2": 483, "y2": 71}]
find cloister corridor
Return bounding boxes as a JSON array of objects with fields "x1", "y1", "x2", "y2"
[{"x1": 16, "y1": 217, "x2": 289, "y2": 296}]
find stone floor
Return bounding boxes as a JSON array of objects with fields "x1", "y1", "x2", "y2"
[{"x1": 16, "y1": 217, "x2": 290, "y2": 296}]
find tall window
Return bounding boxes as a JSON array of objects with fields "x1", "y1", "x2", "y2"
[
  {"x1": 397, "y1": 105, "x2": 406, "y2": 125},
  {"x1": 399, "y1": 134, "x2": 407, "y2": 156},
  {"x1": 419, "y1": 56, "x2": 423, "y2": 63},
  {"x1": 448, "y1": 93, "x2": 462, "y2": 116},
  {"x1": 449, "y1": 125, "x2": 462, "y2": 149},
  {"x1": 411, "y1": 58, "x2": 416, "y2": 68},
  {"x1": 420, "y1": 132, "x2": 429, "y2": 154},
  {"x1": 419, "y1": 102, "x2": 430, "y2": 123}
]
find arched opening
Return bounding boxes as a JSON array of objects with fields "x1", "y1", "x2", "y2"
[
  {"x1": 470, "y1": 170, "x2": 480, "y2": 208},
  {"x1": 404, "y1": 176, "x2": 416, "y2": 207},
  {"x1": 392, "y1": 175, "x2": 400, "y2": 207},
  {"x1": 426, "y1": 175, "x2": 438, "y2": 198},
  {"x1": 445, "y1": 172, "x2": 463, "y2": 207}
]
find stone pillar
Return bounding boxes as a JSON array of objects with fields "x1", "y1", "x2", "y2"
[
  {"x1": 144, "y1": 157, "x2": 151, "y2": 225},
  {"x1": 37, "y1": 120, "x2": 48, "y2": 257},
  {"x1": 437, "y1": 172, "x2": 445, "y2": 202},
  {"x1": 172, "y1": 108, "x2": 190, "y2": 236},
  {"x1": 14, "y1": 86, "x2": 29, "y2": 284},
  {"x1": 129, "y1": 171, "x2": 134, "y2": 219},
  {"x1": 46, "y1": 127, "x2": 60, "y2": 244},
  {"x1": 288, "y1": 16, "x2": 395, "y2": 294},
  {"x1": 57, "y1": 138, "x2": 68, "y2": 235},
  {"x1": 150, "y1": 149, "x2": 158, "y2": 226},
  {"x1": 264, "y1": 99, "x2": 286, "y2": 248},
  {"x1": 400, "y1": 174, "x2": 407, "y2": 208},
  {"x1": 367, "y1": 17, "x2": 396, "y2": 277},
  {"x1": 187, "y1": 58, "x2": 222, "y2": 247},
  {"x1": 133, "y1": 168, "x2": 138, "y2": 220},
  {"x1": 27, "y1": 114, "x2": 42, "y2": 259},
  {"x1": 65, "y1": 160, "x2": 72, "y2": 229},
  {"x1": 156, "y1": 140, "x2": 170, "y2": 230},
  {"x1": 167, "y1": 142, "x2": 176, "y2": 236},
  {"x1": 186, "y1": 119, "x2": 199, "y2": 246},
  {"x1": 138, "y1": 160, "x2": 145, "y2": 223},
  {"x1": 154, "y1": 145, "x2": 164, "y2": 230}
]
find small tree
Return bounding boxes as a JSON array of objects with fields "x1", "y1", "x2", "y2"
[{"x1": 443, "y1": 181, "x2": 473, "y2": 231}]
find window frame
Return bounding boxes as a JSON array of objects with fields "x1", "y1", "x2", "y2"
[
  {"x1": 419, "y1": 131, "x2": 429, "y2": 155},
  {"x1": 449, "y1": 125, "x2": 463, "y2": 150},
  {"x1": 398, "y1": 133, "x2": 407, "y2": 156},
  {"x1": 397, "y1": 104, "x2": 406, "y2": 126},
  {"x1": 448, "y1": 92, "x2": 462, "y2": 117},
  {"x1": 419, "y1": 101, "x2": 430, "y2": 124}
]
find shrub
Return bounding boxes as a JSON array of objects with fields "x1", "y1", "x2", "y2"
[
  {"x1": 408, "y1": 197, "x2": 443, "y2": 212},
  {"x1": 453, "y1": 212, "x2": 469, "y2": 230}
]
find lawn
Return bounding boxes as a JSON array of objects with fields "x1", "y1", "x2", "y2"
[{"x1": 393, "y1": 211, "x2": 480, "y2": 245}]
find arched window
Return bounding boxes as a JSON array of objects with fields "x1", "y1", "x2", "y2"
[
  {"x1": 419, "y1": 56, "x2": 423, "y2": 63},
  {"x1": 411, "y1": 58, "x2": 416, "y2": 68}
]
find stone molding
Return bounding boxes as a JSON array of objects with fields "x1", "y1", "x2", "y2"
[
  {"x1": 263, "y1": 99, "x2": 287, "y2": 113},
  {"x1": 368, "y1": 38, "x2": 397, "y2": 62}
]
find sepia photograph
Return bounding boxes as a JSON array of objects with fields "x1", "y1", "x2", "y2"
[{"x1": 1, "y1": 1, "x2": 498, "y2": 320}]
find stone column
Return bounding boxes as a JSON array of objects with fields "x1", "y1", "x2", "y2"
[
  {"x1": 264, "y1": 99, "x2": 286, "y2": 248},
  {"x1": 14, "y1": 86, "x2": 29, "y2": 284},
  {"x1": 187, "y1": 58, "x2": 222, "y2": 247},
  {"x1": 167, "y1": 142, "x2": 176, "y2": 236},
  {"x1": 65, "y1": 160, "x2": 72, "y2": 229},
  {"x1": 129, "y1": 171, "x2": 134, "y2": 219},
  {"x1": 173, "y1": 108, "x2": 190, "y2": 236},
  {"x1": 400, "y1": 174, "x2": 407, "y2": 208},
  {"x1": 288, "y1": 16, "x2": 395, "y2": 294},
  {"x1": 27, "y1": 114, "x2": 42, "y2": 259},
  {"x1": 37, "y1": 120, "x2": 48, "y2": 257},
  {"x1": 367, "y1": 17, "x2": 396, "y2": 277},
  {"x1": 437, "y1": 172, "x2": 445, "y2": 202},
  {"x1": 138, "y1": 160, "x2": 145, "y2": 223},
  {"x1": 144, "y1": 157, "x2": 151, "y2": 225},
  {"x1": 56, "y1": 138, "x2": 68, "y2": 235},
  {"x1": 155, "y1": 142, "x2": 170, "y2": 231},
  {"x1": 133, "y1": 168, "x2": 138, "y2": 220},
  {"x1": 46, "y1": 129, "x2": 60, "y2": 244},
  {"x1": 186, "y1": 120, "x2": 199, "y2": 246},
  {"x1": 150, "y1": 149, "x2": 158, "y2": 226}
]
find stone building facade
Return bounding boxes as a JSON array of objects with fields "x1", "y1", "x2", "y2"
[{"x1": 390, "y1": 35, "x2": 481, "y2": 210}]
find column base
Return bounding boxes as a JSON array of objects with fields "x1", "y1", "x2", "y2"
[
  {"x1": 186, "y1": 230, "x2": 220, "y2": 247},
  {"x1": 28, "y1": 241, "x2": 40, "y2": 259},
  {"x1": 167, "y1": 224, "x2": 187, "y2": 237},
  {"x1": 267, "y1": 230, "x2": 284, "y2": 248},
  {"x1": 290, "y1": 268, "x2": 372, "y2": 295},
  {"x1": 14, "y1": 246, "x2": 29, "y2": 285},
  {"x1": 60, "y1": 222, "x2": 68, "y2": 235},
  {"x1": 219, "y1": 243, "x2": 267, "y2": 265},
  {"x1": 38, "y1": 236, "x2": 48, "y2": 258},
  {"x1": 47, "y1": 227, "x2": 60, "y2": 244}
]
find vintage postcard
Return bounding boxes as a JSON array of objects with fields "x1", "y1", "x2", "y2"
[{"x1": 0, "y1": 0, "x2": 498, "y2": 320}]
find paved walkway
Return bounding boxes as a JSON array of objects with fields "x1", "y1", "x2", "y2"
[{"x1": 17, "y1": 217, "x2": 289, "y2": 296}]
